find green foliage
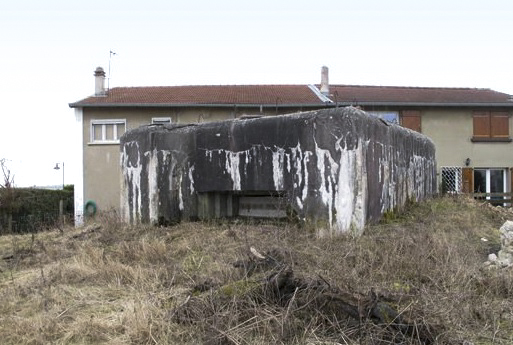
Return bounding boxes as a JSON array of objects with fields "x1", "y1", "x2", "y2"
[
  {"x1": 0, "y1": 159, "x2": 19, "y2": 213},
  {"x1": 219, "y1": 279, "x2": 259, "y2": 297},
  {"x1": 0, "y1": 187, "x2": 74, "y2": 233}
]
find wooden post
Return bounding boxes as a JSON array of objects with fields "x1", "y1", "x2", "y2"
[{"x1": 59, "y1": 199, "x2": 64, "y2": 226}]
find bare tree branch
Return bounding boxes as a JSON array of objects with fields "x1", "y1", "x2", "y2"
[{"x1": 0, "y1": 158, "x2": 15, "y2": 189}]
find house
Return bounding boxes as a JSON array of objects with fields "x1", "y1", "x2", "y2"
[{"x1": 69, "y1": 66, "x2": 513, "y2": 225}]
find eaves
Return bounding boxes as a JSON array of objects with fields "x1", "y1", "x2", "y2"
[
  {"x1": 331, "y1": 101, "x2": 513, "y2": 108},
  {"x1": 69, "y1": 101, "x2": 513, "y2": 109},
  {"x1": 68, "y1": 102, "x2": 331, "y2": 108}
]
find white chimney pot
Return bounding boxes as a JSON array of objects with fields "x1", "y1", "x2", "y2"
[
  {"x1": 94, "y1": 67, "x2": 106, "y2": 96},
  {"x1": 320, "y1": 66, "x2": 329, "y2": 95}
]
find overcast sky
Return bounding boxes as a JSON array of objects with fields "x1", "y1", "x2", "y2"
[{"x1": 1, "y1": 0, "x2": 512, "y2": 187}]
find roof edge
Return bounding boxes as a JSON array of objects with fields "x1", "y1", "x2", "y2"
[
  {"x1": 69, "y1": 101, "x2": 513, "y2": 109},
  {"x1": 69, "y1": 102, "x2": 330, "y2": 109},
  {"x1": 339, "y1": 101, "x2": 513, "y2": 107}
]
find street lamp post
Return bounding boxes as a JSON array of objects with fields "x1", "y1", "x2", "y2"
[
  {"x1": 53, "y1": 162, "x2": 65, "y2": 226},
  {"x1": 53, "y1": 162, "x2": 64, "y2": 189}
]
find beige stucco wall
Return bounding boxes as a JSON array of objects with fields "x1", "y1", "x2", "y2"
[
  {"x1": 421, "y1": 108, "x2": 513, "y2": 169},
  {"x1": 82, "y1": 106, "x2": 301, "y2": 212},
  {"x1": 82, "y1": 105, "x2": 512, "y2": 212},
  {"x1": 82, "y1": 108, "x2": 152, "y2": 211}
]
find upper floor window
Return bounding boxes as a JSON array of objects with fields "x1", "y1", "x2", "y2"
[
  {"x1": 152, "y1": 117, "x2": 172, "y2": 125},
  {"x1": 90, "y1": 119, "x2": 126, "y2": 144},
  {"x1": 472, "y1": 111, "x2": 511, "y2": 142},
  {"x1": 367, "y1": 111, "x2": 399, "y2": 125}
]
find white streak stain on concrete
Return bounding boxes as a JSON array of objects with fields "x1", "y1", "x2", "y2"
[
  {"x1": 188, "y1": 165, "x2": 195, "y2": 194},
  {"x1": 313, "y1": 135, "x2": 369, "y2": 236},
  {"x1": 121, "y1": 141, "x2": 143, "y2": 224},
  {"x1": 302, "y1": 153, "x2": 311, "y2": 203},
  {"x1": 351, "y1": 141, "x2": 367, "y2": 233},
  {"x1": 315, "y1": 140, "x2": 338, "y2": 228},
  {"x1": 225, "y1": 151, "x2": 242, "y2": 190},
  {"x1": 168, "y1": 155, "x2": 176, "y2": 192},
  {"x1": 290, "y1": 142, "x2": 312, "y2": 209},
  {"x1": 334, "y1": 144, "x2": 355, "y2": 233},
  {"x1": 146, "y1": 148, "x2": 159, "y2": 224},
  {"x1": 379, "y1": 146, "x2": 393, "y2": 213},
  {"x1": 272, "y1": 148, "x2": 285, "y2": 191},
  {"x1": 178, "y1": 174, "x2": 184, "y2": 211},
  {"x1": 204, "y1": 143, "x2": 315, "y2": 206}
]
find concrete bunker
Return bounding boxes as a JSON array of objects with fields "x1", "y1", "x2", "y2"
[{"x1": 120, "y1": 107, "x2": 436, "y2": 236}]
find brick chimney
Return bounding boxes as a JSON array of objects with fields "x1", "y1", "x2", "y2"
[
  {"x1": 320, "y1": 66, "x2": 329, "y2": 95},
  {"x1": 94, "y1": 67, "x2": 106, "y2": 96}
]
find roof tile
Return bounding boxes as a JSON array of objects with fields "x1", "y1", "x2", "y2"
[
  {"x1": 70, "y1": 84, "x2": 513, "y2": 107},
  {"x1": 71, "y1": 85, "x2": 324, "y2": 106},
  {"x1": 328, "y1": 85, "x2": 512, "y2": 104}
]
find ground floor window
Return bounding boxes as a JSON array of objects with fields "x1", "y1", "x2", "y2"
[
  {"x1": 441, "y1": 167, "x2": 508, "y2": 197},
  {"x1": 473, "y1": 168, "x2": 507, "y2": 194},
  {"x1": 441, "y1": 167, "x2": 462, "y2": 193}
]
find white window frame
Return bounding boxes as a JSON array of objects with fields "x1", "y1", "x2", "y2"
[
  {"x1": 151, "y1": 117, "x2": 172, "y2": 125},
  {"x1": 90, "y1": 119, "x2": 126, "y2": 144},
  {"x1": 473, "y1": 168, "x2": 508, "y2": 206},
  {"x1": 474, "y1": 168, "x2": 507, "y2": 195}
]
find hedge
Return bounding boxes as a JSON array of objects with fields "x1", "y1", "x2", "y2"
[{"x1": 0, "y1": 185, "x2": 74, "y2": 233}]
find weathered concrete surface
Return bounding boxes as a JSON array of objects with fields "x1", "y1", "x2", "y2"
[
  {"x1": 120, "y1": 107, "x2": 436, "y2": 236},
  {"x1": 484, "y1": 220, "x2": 513, "y2": 269}
]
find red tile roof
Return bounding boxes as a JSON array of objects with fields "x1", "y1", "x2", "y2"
[
  {"x1": 328, "y1": 85, "x2": 513, "y2": 105},
  {"x1": 70, "y1": 85, "x2": 325, "y2": 107},
  {"x1": 70, "y1": 84, "x2": 513, "y2": 108}
]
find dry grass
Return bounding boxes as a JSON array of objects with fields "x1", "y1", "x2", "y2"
[{"x1": 0, "y1": 196, "x2": 512, "y2": 344}]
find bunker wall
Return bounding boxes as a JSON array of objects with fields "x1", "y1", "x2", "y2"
[{"x1": 120, "y1": 107, "x2": 436, "y2": 235}]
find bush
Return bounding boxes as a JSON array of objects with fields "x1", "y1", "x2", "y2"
[{"x1": 0, "y1": 187, "x2": 74, "y2": 233}]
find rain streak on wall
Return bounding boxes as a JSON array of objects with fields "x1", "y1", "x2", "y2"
[{"x1": 120, "y1": 107, "x2": 436, "y2": 236}]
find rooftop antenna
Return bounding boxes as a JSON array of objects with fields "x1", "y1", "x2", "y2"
[{"x1": 108, "y1": 50, "x2": 117, "y2": 91}]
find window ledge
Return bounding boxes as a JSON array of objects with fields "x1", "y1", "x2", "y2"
[{"x1": 471, "y1": 137, "x2": 512, "y2": 143}]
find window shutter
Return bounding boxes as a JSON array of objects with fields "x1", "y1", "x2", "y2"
[
  {"x1": 473, "y1": 112, "x2": 490, "y2": 138},
  {"x1": 401, "y1": 110, "x2": 421, "y2": 132},
  {"x1": 491, "y1": 112, "x2": 509, "y2": 138},
  {"x1": 462, "y1": 167, "x2": 473, "y2": 193}
]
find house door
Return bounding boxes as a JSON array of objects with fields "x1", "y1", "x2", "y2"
[{"x1": 473, "y1": 169, "x2": 507, "y2": 200}]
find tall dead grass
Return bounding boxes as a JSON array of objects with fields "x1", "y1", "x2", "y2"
[{"x1": 0, "y1": 196, "x2": 512, "y2": 344}]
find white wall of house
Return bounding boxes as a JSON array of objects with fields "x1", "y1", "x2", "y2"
[{"x1": 74, "y1": 107, "x2": 84, "y2": 225}]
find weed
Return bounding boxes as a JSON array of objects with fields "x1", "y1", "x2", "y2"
[{"x1": 1, "y1": 196, "x2": 513, "y2": 344}]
